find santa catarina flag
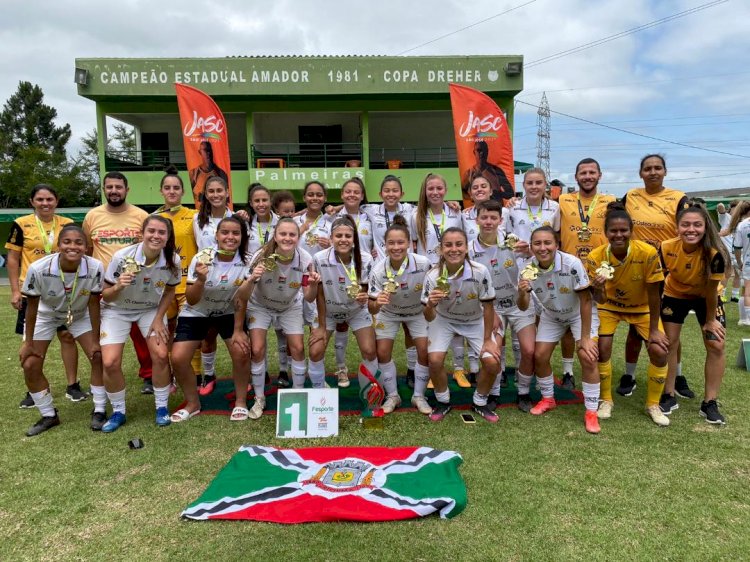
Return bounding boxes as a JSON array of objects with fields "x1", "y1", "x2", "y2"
[{"x1": 182, "y1": 445, "x2": 466, "y2": 523}]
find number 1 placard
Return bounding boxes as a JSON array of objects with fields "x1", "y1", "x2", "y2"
[{"x1": 276, "y1": 389, "x2": 339, "y2": 438}]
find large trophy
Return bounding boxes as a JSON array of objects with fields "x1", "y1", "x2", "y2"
[{"x1": 358, "y1": 364, "x2": 385, "y2": 430}]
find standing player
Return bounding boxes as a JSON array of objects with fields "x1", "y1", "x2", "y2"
[
  {"x1": 586, "y1": 203, "x2": 670, "y2": 426},
  {"x1": 170, "y1": 216, "x2": 252, "y2": 422},
  {"x1": 422, "y1": 228, "x2": 500, "y2": 422},
  {"x1": 19, "y1": 226, "x2": 105, "y2": 435},
  {"x1": 516, "y1": 227, "x2": 601, "y2": 434},
  {"x1": 469, "y1": 200, "x2": 536, "y2": 412},
  {"x1": 368, "y1": 216, "x2": 432, "y2": 414},
  {"x1": 620, "y1": 155, "x2": 689, "y2": 399},
  {"x1": 6, "y1": 184, "x2": 81, "y2": 406},
  {"x1": 731, "y1": 202, "x2": 750, "y2": 326},
  {"x1": 660, "y1": 203, "x2": 728, "y2": 424},
  {"x1": 98, "y1": 215, "x2": 181, "y2": 432},
  {"x1": 506, "y1": 168, "x2": 560, "y2": 258},
  {"x1": 557, "y1": 159, "x2": 615, "y2": 390},
  {"x1": 83, "y1": 172, "x2": 151, "y2": 392}
]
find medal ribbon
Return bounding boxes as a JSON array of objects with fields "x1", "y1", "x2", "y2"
[
  {"x1": 577, "y1": 193, "x2": 600, "y2": 230},
  {"x1": 605, "y1": 244, "x2": 630, "y2": 267},
  {"x1": 337, "y1": 255, "x2": 358, "y2": 285},
  {"x1": 35, "y1": 215, "x2": 57, "y2": 255},
  {"x1": 58, "y1": 260, "x2": 80, "y2": 319},
  {"x1": 441, "y1": 263, "x2": 465, "y2": 284},
  {"x1": 386, "y1": 257, "x2": 408, "y2": 283},
  {"x1": 257, "y1": 219, "x2": 272, "y2": 244},
  {"x1": 525, "y1": 199, "x2": 544, "y2": 225},
  {"x1": 428, "y1": 207, "x2": 445, "y2": 242},
  {"x1": 153, "y1": 205, "x2": 182, "y2": 214}
]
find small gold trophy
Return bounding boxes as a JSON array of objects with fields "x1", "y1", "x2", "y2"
[
  {"x1": 504, "y1": 233, "x2": 520, "y2": 250},
  {"x1": 520, "y1": 263, "x2": 540, "y2": 281},
  {"x1": 305, "y1": 232, "x2": 318, "y2": 246},
  {"x1": 121, "y1": 257, "x2": 141, "y2": 275},
  {"x1": 65, "y1": 307, "x2": 74, "y2": 327},
  {"x1": 596, "y1": 261, "x2": 615, "y2": 280},
  {"x1": 262, "y1": 254, "x2": 279, "y2": 271}
]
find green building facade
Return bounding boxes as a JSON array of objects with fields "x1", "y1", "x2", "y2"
[{"x1": 74, "y1": 56, "x2": 524, "y2": 204}]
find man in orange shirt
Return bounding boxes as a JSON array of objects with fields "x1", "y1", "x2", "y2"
[{"x1": 83, "y1": 172, "x2": 153, "y2": 393}]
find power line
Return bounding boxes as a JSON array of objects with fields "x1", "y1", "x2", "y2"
[
  {"x1": 516, "y1": 99, "x2": 750, "y2": 160},
  {"x1": 525, "y1": 0, "x2": 729, "y2": 68},
  {"x1": 395, "y1": 0, "x2": 537, "y2": 55},
  {"x1": 599, "y1": 170, "x2": 750, "y2": 184}
]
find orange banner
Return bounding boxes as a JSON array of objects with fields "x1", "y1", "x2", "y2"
[
  {"x1": 449, "y1": 83, "x2": 515, "y2": 207},
  {"x1": 175, "y1": 83, "x2": 232, "y2": 209}
]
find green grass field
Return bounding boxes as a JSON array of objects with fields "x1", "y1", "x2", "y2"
[{"x1": 1, "y1": 285, "x2": 749, "y2": 561}]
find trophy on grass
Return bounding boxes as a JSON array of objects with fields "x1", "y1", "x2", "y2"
[{"x1": 359, "y1": 364, "x2": 385, "y2": 430}]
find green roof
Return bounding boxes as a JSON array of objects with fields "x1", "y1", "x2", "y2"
[{"x1": 0, "y1": 208, "x2": 91, "y2": 223}]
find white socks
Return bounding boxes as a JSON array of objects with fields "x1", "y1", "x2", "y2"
[
  {"x1": 334, "y1": 330, "x2": 348, "y2": 367},
  {"x1": 516, "y1": 371, "x2": 532, "y2": 395},
  {"x1": 452, "y1": 335, "x2": 464, "y2": 370},
  {"x1": 405, "y1": 346, "x2": 417, "y2": 371},
  {"x1": 251, "y1": 360, "x2": 267, "y2": 395},
  {"x1": 291, "y1": 358, "x2": 307, "y2": 389},
  {"x1": 154, "y1": 385, "x2": 170, "y2": 410},
  {"x1": 201, "y1": 351, "x2": 216, "y2": 377},
  {"x1": 308, "y1": 359, "x2": 326, "y2": 388},
  {"x1": 378, "y1": 361, "x2": 399, "y2": 397},
  {"x1": 31, "y1": 389, "x2": 55, "y2": 417},
  {"x1": 90, "y1": 385, "x2": 107, "y2": 414},
  {"x1": 413, "y1": 363, "x2": 430, "y2": 398},
  {"x1": 582, "y1": 382, "x2": 600, "y2": 412},
  {"x1": 107, "y1": 389, "x2": 126, "y2": 414},
  {"x1": 537, "y1": 374, "x2": 554, "y2": 398},
  {"x1": 562, "y1": 358, "x2": 574, "y2": 376}
]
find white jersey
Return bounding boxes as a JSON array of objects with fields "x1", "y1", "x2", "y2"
[
  {"x1": 462, "y1": 206, "x2": 509, "y2": 243},
  {"x1": 368, "y1": 253, "x2": 431, "y2": 316},
  {"x1": 468, "y1": 239, "x2": 523, "y2": 312},
  {"x1": 247, "y1": 213, "x2": 279, "y2": 255},
  {"x1": 732, "y1": 217, "x2": 750, "y2": 265},
  {"x1": 362, "y1": 202, "x2": 416, "y2": 260},
  {"x1": 22, "y1": 254, "x2": 104, "y2": 322},
  {"x1": 421, "y1": 259, "x2": 495, "y2": 322},
  {"x1": 181, "y1": 250, "x2": 250, "y2": 318},
  {"x1": 409, "y1": 204, "x2": 464, "y2": 265},
  {"x1": 103, "y1": 243, "x2": 181, "y2": 312},
  {"x1": 506, "y1": 197, "x2": 560, "y2": 242},
  {"x1": 193, "y1": 209, "x2": 234, "y2": 251},
  {"x1": 294, "y1": 212, "x2": 331, "y2": 256},
  {"x1": 313, "y1": 248, "x2": 373, "y2": 316},
  {"x1": 521, "y1": 251, "x2": 589, "y2": 319},
  {"x1": 249, "y1": 248, "x2": 313, "y2": 312},
  {"x1": 333, "y1": 209, "x2": 373, "y2": 256}
]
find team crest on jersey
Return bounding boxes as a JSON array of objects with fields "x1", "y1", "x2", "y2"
[
  {"x1": 289, "y1": 281, "x2": 301, "y2": 289},
  {"x1": 220, "y1": 275, "x2": 228, "y2": 284},
  {"x1": 81, "y1": 289, "x2": 90, "y2": 296},
  {"x1": 279, "y1": 275, "x2": 287, "y2": 283},
  {"x1": 143, "y1": 277, "x2": 151, "y2": 285},
  {"x1": 547, "y1": 282, "x2": 554, "y2": 290},
  {"x1": 338, "y1": 276, "x2": 346, "y2": 284},
  {"x1": 233, "y1": 279, "x2": 243, "y2": 286},
  {"x1": 155, "y1": 280, "x2": 166, "y2": 289},
  {"x1": 543, "y1": 221, "x2": 551, "y2": 227},
  {"x1": 503, "y1": 259, "x2": 513, "y2": 268},
  {"x1": 490, "y1": 258, "x2": 498, "y2": 268},
  {"x1": 467, "y1": 292, "x2": 477, "y2": 300},
  {"x1": 631, "y1": 274, "x2": 643, "y2": 281},
  {"x1": 361, "y1": 229, "x2": 369, "y2": 235},
  {"x1": 414, "y1": 283, "x2": 423, "y2": 292},
  {"x1": 559, "y1": 286, "x2": 570, "y2": 294}
]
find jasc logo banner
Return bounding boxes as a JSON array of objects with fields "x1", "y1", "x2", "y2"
[
  {"x1": 175, "y1": 83, "x2": 232, "y2": 209},
  {"x1": 449, "y1": 83, "x2": 515, "y2": 207}
]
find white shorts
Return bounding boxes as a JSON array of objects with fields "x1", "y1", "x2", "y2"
[
  {"x1": 742, "y1": 261, "x2": 750, "y2": 281},
  {"x1": 428, "y1": 315, "x2": 484, "y2": 355},
  {"x1": 325, "y1": 306, "x2": 373, "y2": 333},
  {"x1": 30, "y1": 313, "x2": 92, "y2": 341},
  {"x1": 303, "y1": 301, "x2": 319, "y2": 328},
  {"x1": 247, "y1": 302, "x2": 304, "y2": 335},
  {"x1": 100, "y1": 308, "x2": 165, "y2": 345},
  {"x1": 536, "y1": 308, "x2": 599, "y2": 343},
  {"x1": 374, "y1": 311, "x2": 428, "y2": 340},
  {"x1": 498, "y1": 306, "x2": 536, "y2": 335}
]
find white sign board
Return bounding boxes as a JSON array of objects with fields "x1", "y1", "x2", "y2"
[{"x1": 276, "y1": 389, "x2": 339, "y2": 438}]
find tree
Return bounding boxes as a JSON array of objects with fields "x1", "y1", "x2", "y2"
[
  {"x1": 0, "y1": 81, "x2": 71, "y2": 161},
  {"x1": 80, "y1": 122, "x2": 137, "y2": 185},
  {"x1": 0, "y1": 82, "x2": 98, "y2": 207}
]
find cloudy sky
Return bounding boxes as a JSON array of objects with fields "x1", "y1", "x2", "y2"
[{"x1": 1, "y1": 0, "x2": 748, "y2": 196}]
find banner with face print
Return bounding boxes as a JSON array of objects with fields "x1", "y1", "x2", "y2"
[
  {"x1": 175, "y1": 83, "x2": 232, "y2": 209},
  {"x1": 450, "y1": 83, "x2": 515, "y2": 207}
]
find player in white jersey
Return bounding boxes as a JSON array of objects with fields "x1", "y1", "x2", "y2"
[
  {"x1": 361, "y1": 175, "x2": 416, "y2": 261},
  {"x1": 517, "y1": 226, "x2": 601, "y2": 434},
  {"x1": 169, "y1": 216, "x2": 252, "y2": 423},
  {"x1": 246, "y1": 184, "x2": 279, "y2": 255},
  {"x1": 422, "y1": 228, "x2": 501, "y2": 423},
  {"x1": 19, "y1": 225, "x2": 105, "y2": 436},
  {"x1": 310, "y1": 215, "x2": 377, "y2": 391},
  {"x1": 717, "y1": 201, "x2": 741, "y2": 304},
  {"x1": 99, "y1": 215, "x2": 182, "y2": 432},
  {"x1": 506, "y1": 169, "x2": 560, "y2": 257},
  {"x1": 240, "y1": 219, "x2": 319, "y2": 418},
  {"x1": 368, "y1": 215, "x2": 432, "y2": 415},
  {"x1": 409, "y1": 173, "x2": 468, "y2": 388},
  {"x1": 468, "y1": 201, "x2": 536, "y2": 412},
  {"x1": 462, "y1": 176, "x2": 509, "y2": 244},
  {"x1": 191, "y1": 176, "x2": 235, "y2": 394},
  {"x1": 732, "y1": 206, "x2": 750, "y2": 326},
  {"x1": 192, "y1": 177, "x2": 234, "y2": 251}
]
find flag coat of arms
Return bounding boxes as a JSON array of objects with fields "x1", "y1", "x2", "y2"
[{"x1": 182, "y1": 445, "x2": 466, "y2": 523}]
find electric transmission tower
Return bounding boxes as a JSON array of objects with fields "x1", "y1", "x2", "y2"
[{"x1": 536, "y1": 92, "x2": 551, "y2": 181}]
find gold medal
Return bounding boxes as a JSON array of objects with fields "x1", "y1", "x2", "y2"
[
  {"x1": 520, "y1": 263, "x2": 540, "y2": 281},
  {"x1": 596, "y1": 261, "x2": 615, "y2": 280},
  {"x1": 122, "y1": 257, "x2": 141, "y2": 275},
  {"x1": 305, "y1": 232, "x2": 318, "y2": 246},
  {"x1": 196, "y1": 248, "x2": 214, "y2": 266},
  {"x1": 262, "y1": 255, "x2": 278, "y2": 271},
  {"x1": 436, "y1": 278, "x2": 451, "y2": 293},
  {"x1": 65, "y1": 307, "x2": 73, "y2": 327},
  {"x1": 346, "y1": 283, "x2": 361, "y2": 299},
  {"x1": 578, "y1": 227, "x2": 591, "y2": 242},
  {"x1": 504, "y1": 233, "x2": 519, "y2": 250},
  {"x1": 383, "y1": 279, "x2": 399, "y2": 294}
]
